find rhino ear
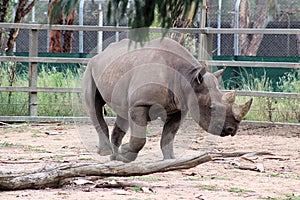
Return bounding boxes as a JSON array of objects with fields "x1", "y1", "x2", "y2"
[{"x1": 214, "y1": 68, "x2": 225, "y2": 83}]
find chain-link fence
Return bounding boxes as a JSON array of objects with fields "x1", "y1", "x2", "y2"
[
  {"x1": 0, "y1": 1, "x2": 299, "y2": 124},
  {"x1": 207, "y1": 0, "x2": 300, "y2": 56},
  {"x1": 1, "y1": 0, "x2": 298, "y2": 56}
]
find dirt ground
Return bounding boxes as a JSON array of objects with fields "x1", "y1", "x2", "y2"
[{"x1": 0, "y1": 120, "x2": 300, "y2": 200}]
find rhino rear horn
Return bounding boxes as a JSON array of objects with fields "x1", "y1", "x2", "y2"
[
  {"x1": 232, "y1": 98, "x2": 253, "y2": 121},
  {"x1": 222, "y1": 91, "x2": 236, "y2": 104}
]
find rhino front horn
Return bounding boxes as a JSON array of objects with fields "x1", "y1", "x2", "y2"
[{"x1": 232, "y1": 98, "x2": 253, "y2": 121}]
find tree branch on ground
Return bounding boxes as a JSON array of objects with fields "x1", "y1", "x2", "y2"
[{"x1": 0, "y1": 153, "x2": 211, "y2": 190}]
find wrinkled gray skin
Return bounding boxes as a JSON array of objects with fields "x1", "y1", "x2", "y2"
[{"x1": 82, "y1": 38, "x2": 252, "y2": 163}]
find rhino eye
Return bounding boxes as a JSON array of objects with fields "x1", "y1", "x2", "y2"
[
  {"x1": 196, "y1": 67, "x2": 206, "y2": 84},
  {"x1": 197, "y1": 73, "x2": 203, "y2": 84}
]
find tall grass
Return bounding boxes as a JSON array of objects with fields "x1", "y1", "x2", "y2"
[
  {"x1": 222, "y1": 68, "x2": 300, "y2": 123},
  {"x1": 37, "y1": 66, "x2": 86, "y2": 116},
  {"x1": 0, "y1": 61, "x2": 299, "y2": 123},
  {"x1": 0, "y1": 62, "x2": 87, "y2": 117}
]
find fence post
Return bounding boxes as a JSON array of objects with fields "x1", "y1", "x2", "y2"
[
  {"x1": 199, "y1": 0, "x2": 213, "y2": 71},
  {"x1": 29, "y1": 29, "x2": 38, "y2": 116}
]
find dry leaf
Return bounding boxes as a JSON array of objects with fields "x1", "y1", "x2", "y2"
[
  {"x1": 17, "y1": 192, "x2": 31, "y2": 197},
  {"x1": 256, "y1": 163, "x2": 265, "y2": 172},
  {"x1": 45, "y1": 131, "x2": 63, "y2": 135},
  {"x1": 113, "y1": 190, "x2": 132, "y2": 195},
  {"x1": 141, "y1": 187, "x2": 155, "y2": 194},
  {"x1": 194, "y1": 194, "x2": 205, "y2": 200},
  {"x1": 73, "y1": 179, "x2": 94, "y2": 185}
]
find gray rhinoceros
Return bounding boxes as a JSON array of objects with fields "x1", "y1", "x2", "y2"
[{"x1": 82, "y1": 37, "x2": 252, "y2": 163}]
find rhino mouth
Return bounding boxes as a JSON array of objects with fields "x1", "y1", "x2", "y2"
[{"x1": 220, "y1": 130, "x2": 237, "y2": 137}]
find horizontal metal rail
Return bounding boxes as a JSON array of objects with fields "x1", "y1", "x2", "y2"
[
  {"x1": 205, "y1": 28, "x2": 300, "y2": 35},
  {"x1": 234, "y1": 91, "x2": 300, "y2": 99},
  {"x1": 1, "y1": 23, "x2": 300, "y2": 35},
  {"x1": 1, "y1": 56, "x2": 300, "y2": 69},
  {"x1": 207, "y1": 60, "x2": 300, "y2": 69},
  {"x1": 0, "y1": 56, "x2": 90, "y2": 64},
  {"x1": 1, "y1": 87, "x2": 299, "y2": 99},
  {"x1": 0, "y1": 86, "x2": 82, "y2": 93}
]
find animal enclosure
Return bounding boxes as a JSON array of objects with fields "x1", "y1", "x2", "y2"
[{"x1": 0, "y1": 23, "x2": 299, "y2": 125}]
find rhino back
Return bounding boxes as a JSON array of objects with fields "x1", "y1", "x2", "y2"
[{"x1": 88, "y1": 38, "x2": 201, "y2": 116}]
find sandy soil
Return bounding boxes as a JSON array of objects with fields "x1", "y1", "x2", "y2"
[{"x1": 0, "y1": 120, "x2": 299, "y2": 200}]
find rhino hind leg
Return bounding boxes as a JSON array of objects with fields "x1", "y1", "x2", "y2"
[
  {"x1": 110, "y1": 116, "x2": 129, "y2": 161},
  {"x1": 83, "y1": 71, "x2": 113, "y2": 156},
  {"x1": 161, "y1": 111, "x2": 183, "y2": 160},
  {"x1": 116, "y1": 106, "x2": 148, "y2": 163},
  {"x1": 92, "y1": 90, "x2": 113, "y2": 156}
]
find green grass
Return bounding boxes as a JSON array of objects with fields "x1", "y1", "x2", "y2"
[
  {"x1": 0, "y1": 63, "x2": 87, "y2": 117},
  {"x1": 199, "y1": 184, "x2": 220, "y2": 191},
  {"x1": 130, "y1": 186, "x2": 143, "y2": 191},
  {"x1": 1, "y1": 61, "x2": 299, "y2": 123},
  {"x1": 227, "y1": 187, "x2": 254, "y2": 194},
  {"x1": 186, "y1": 175, "x2": 230, "y2": 181},
  {"x1": 0, "y1": 141, "x2": 18, "y2": 147},
  {"x1": 0, "y1": 141, "x2": 50, "y2": 153},
  {"x1": 259, "y1": 173, "x2": 300, "y2": 179},
  {"x1": 261, "y1": 194, "x2": 300, "y2": 200},
  {"x1": 223, "y1": 68, "x2": 300, "y2": 123},
  {"x1": 125, "y1": 176, "x2": 163, "y2": 181}
]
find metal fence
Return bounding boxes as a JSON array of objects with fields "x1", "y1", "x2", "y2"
[
  {"x1": 0, "y1": 0, "x2": 300, "y2": 125},
  {"x1": 2, "y1": 0, "x2": 300, "y2": 56},
  {"x1": 0, "y1": 23, "x2": 299, "y2": 126}
]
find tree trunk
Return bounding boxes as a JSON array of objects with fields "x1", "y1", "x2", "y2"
[
  {"x1": 62, "y1": 10, "x2": 75, "y2": 53},
  {"x1": 238, "y1": 0, "x2": 251, "y2": 55},
  {"x1": 49, "y1": 0, "x2": 75, "y2": 53},
  {"x1": 0, "y1": 153, "x2": 211, "y2": 190},
  {"x1": 233, "y1": 0, "x2": 269, "y2": 56},
  {"x1": 171, "y1": 1, "x2": 197, "y2": 45},
  {"x1": 6, "y1": 0, "x2": 36, "y2": 53},
  {"x1": 49, "y1": 0, "x2": 63, "y2": 53},
  {"x1": 243, "y1": 0, "x2": 269, "y2": 56},
  {"x1": 0, "y1": 0, "x2": 10, "y2": 52}
]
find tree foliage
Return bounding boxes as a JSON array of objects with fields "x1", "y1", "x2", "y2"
[
  {"x1": 0, "y1": 0, "x2": 36, "y2": 53},
  {"x1": 107, "y1": 0, "x2": 201, "y2": 29},
  {"x1": 48, "y1": 0, "x2": 75, "y2": 53},
  {"x1": 6, "y1": 0, "x2": 36, "y2": 52},
  {"x1": 48, "y1": 0, "x2": 80, "y2": 25}
]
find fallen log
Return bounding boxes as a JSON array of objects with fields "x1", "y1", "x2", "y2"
[{"x1": 0, "y1": 153, "x2": 211, "y2": 190}]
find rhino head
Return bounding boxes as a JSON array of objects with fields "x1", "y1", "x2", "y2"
[{"x1": 187, "y1": 68, "x2": 253, "y2": 137}]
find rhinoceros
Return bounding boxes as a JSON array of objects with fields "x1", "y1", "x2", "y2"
[{"x1": 82, "y1": 37, "x2": 252, "y2": 163}]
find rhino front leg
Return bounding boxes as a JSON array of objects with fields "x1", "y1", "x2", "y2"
[
  {"x1": 116, "y1": 106, "x2": 147, "y2": 163},
  {"x1": 110, "y1": 116, "x2": 129, "y2": 160},
  {"x1": 161, "y1": 111, "x2": 183, "y2": 160}
]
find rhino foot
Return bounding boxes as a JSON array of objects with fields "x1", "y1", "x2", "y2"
[
  {"x1": 97, "y1": 145, "x2": 113, "y2": 156},
  {"x1": 114, "y1": 143, "x2": 138, "y2": 163}
]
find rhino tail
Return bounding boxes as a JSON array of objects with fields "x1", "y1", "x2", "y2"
[
  {"x1": 83, "y1": 65, "x2": 113, "y2": 155},
  {"x1": 82, "y1": 66, "x2": 106, "y2": 115}
]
